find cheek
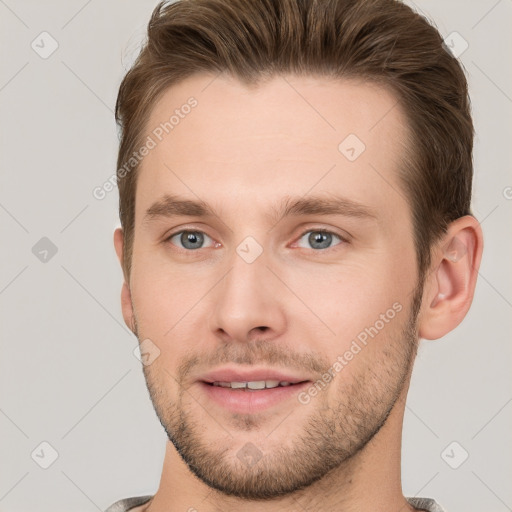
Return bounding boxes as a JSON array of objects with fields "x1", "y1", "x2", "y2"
[
  {"x1": 130, "y1": 258, "x2": 219, "y2": 382},
  {"x1": 281, "y1": 255, "x2": 412, "y2": 342},
  {"x1": 130, "y1": 246, "x2": 204, "y2": 330}
]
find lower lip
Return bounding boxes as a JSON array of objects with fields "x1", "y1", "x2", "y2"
[{"x1": 198, "y1": 381, "x2": 311, "y2": 414}]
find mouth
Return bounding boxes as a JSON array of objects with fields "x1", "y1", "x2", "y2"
[
  {"x1": 204, "y1": 380, "x2": 309, "y2": 390},
  {"x1": 197, "y1": 370, "x2": 312, "y2": 414},
  {"x1": 196, "y1": 367, "x2": 314, "y2": 413},
  {"x1": 199, "y1": 367, "x2": 312, "y2": 387}
]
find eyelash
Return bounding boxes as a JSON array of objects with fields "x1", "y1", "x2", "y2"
[{"x1": 163, "y1": 227, "x2": 347, "y2": 253}]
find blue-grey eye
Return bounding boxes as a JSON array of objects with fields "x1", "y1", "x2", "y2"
[
  {"x1": 297, "y1": 230, "x2": 342, "y2": 250},
  {"x1": 169, "y1": 231, "x2": 213, "y2": 250}
]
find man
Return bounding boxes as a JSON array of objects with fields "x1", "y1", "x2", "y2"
[{"x1": 108, "y1": 0, "x2": 483, "y2": 510}]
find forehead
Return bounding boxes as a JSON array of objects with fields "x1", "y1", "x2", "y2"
[{"x1": 136, "y1": 73, "x2": 410, "y2": 226}]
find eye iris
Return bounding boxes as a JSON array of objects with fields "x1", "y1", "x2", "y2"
[
  {"x1": 175, "y1": 231, "x2": 336, "y2": 250},
  {"x1": 309, "y1": 231, "x2": 332, "y2": 249},
  {"x1": 181, "y1": 231, "x2": 204, "y2": 250}
]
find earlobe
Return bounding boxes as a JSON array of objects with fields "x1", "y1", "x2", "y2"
[
  {"x1": 113, "y1": 227, "x2": 136, "y2": 334},
  {"x1": 120, "y1": 281, "x2": 136, "y2": 334},
  {"x1": 418, "y1": 216, "x2": 484, "y2": 340}
]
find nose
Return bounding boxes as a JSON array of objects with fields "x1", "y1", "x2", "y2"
[{"x1": 208, "y1": 247, "x2": 287, "y2": 344}]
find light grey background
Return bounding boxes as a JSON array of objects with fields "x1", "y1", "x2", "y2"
[{"x1": 0, "y1": 1, "x2": 511, "y2": 511}]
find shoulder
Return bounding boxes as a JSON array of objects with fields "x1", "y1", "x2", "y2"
[
  {"x1": 104, "y1": 495, "x2": 153, "y2": 512},
  {"x1": 406, "y1": 496, "x2": 447, "y2": 512}
]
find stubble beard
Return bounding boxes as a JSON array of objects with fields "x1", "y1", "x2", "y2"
[{"x1": 133, "y1": 283, "x2": 423, "y2": 501}]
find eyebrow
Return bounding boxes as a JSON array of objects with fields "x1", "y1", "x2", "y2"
[{"x1": 143, "y1": 193, "x2": 377, "y2": 226}]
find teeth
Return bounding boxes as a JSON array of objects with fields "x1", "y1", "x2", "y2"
[
  {"x1": 247, "y1": 381, "x2": 266, "y2": 390},
  {"x1": 211, "y1": 380, "x2": 293, "y2": 389}
]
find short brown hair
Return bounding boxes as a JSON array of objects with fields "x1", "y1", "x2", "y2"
[{"x1": 115, "y1": 0, "x2": 474, "y2": 281}]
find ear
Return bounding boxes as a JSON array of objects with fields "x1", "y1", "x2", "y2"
[
  {"x1": 418, "y1": 215, "x2": 484, "y2": 340},
  {"x1": 114, "y1": 227, "x2": 136, "y2": 334}
]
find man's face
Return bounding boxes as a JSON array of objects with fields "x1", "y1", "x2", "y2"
[{"x1": 123, "y1": 74, "x2": 423, "y2": 499}]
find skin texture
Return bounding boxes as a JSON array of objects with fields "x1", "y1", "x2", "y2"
[{"x1": 114, "y1": 74, "x2": 483, "y2": 512}]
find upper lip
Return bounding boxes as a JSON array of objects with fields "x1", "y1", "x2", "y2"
[{"x1": 199, "y1": 367, "x2": 312, "y2": 384}]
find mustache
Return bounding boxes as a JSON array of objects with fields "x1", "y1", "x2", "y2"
[
  {"x1": 175, "y1": 339, "x2": 332, "y2": 384},
  {"x1": 132, "y1": 303, "x2": 332, "y2": 382}
]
